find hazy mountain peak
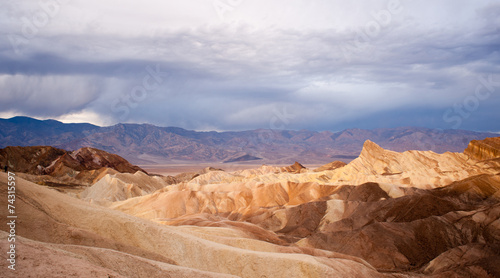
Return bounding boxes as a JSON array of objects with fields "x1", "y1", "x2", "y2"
[{"x1": 0, "y1": 116, "x2": 497, "y2": 164}]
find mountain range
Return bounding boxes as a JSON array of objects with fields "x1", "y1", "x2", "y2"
[
  {"x1": 1, "y1": 136, "x2": 499, "y2": 277},
  {"x1": 0, "y1": 116, "x2": 497, "y2": 164}
]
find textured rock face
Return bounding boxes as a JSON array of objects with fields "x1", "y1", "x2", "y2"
[
  {"x1": 107, "y1": 172, "x2": 500, "y2": 274},
  {"x1": 326, "y1": 140, "x2": 495, "y2": 188},
  {"x1": 3, "y1": 137, "x2": 500, "y2": 277},
  {"x1": 0, "y1": 146, "x2": 144, "y2": 175},
  {"x1": 163, "y1": 140, "x2": 497, "y2": 190},
  {"x1": 298, "y1": 178, "x2": 500, "y2": 272},
  {"x1": 0, "y1": 173, "x2": 387, "y2": 278},
  {"x1": 110, "y1": 181, "x2": 338, "y2": 220},
  {"x1": 149, "y1": 140, "x2": 497, "y2": 190},
  {"x1": 0, "y1": 146, "x2": 145, "y2": 188},
  {"x1": 68, "y1": 147, "x2": 145, "y2": 173},
  {"x1": 280, "y1": 161, "x2": 307, "y2": 173},
  {"x1": 464, "y1": 137, "x2": 500, "y2": 161},
  {"x1": 313, "y1": 161, "x2": 347, "y2": 172},
  {"x1": 0, "y1": 146, "x2": 66, "y2": 174},
  {"x1": 80, "y1": 171, "x2": 174, "y2": 203}
]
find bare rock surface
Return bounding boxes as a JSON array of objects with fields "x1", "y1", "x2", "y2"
[
  {"x1": 313, "y1": 161, "x2": 347, "y2": 172},
  {"x1": 0, "y1": 146, "x2": 146, "y2": 190},
  {"x1": 2, "y1": 136, "x2": 500, "y2": 277},
  {"x1": 0, "y1": 172, "x2": 392, "y2": 278},
  {"x1": 80, "y1": 171, "x2": 173, "y2": 203},
  {"x1": 465, "y1": 137, "x2": 500, "y2": 161}
]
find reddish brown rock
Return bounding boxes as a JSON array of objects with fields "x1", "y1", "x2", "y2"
[
  {"x1": 313, "y1": 161, "x2": 347, "y2": 172},
  {"x1": 277, "y1": 161, "x2": 307, "y2": 173},
  {"x1": 464, "y1": 136, "x2": 500, "y2": 161},
  {"x1": 2, "y1": 136, "x2": 500, "y2": 277},
  {"x1": 0, "y1": 146, "x2": 66, "y2": 174},
  {"x1": 0, "y1": 146, "x2": 146, "y2": 191},
  {"x1": 0, "y1": 146, "x2": 144, "y2": 175}
]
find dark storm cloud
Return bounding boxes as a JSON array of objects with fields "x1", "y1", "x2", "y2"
[{"x1": 0, "y1": 0, "x2": 499, "y2": 131}]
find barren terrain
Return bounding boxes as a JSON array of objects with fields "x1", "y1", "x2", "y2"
[{"x1": 1, "y1": 137, "x2": 500, "y2": 277}]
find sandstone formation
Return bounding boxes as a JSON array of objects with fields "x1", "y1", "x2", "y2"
[
  {"x1": 80, "y1": 171, "x2": 174, "y2": 203},
  {"x1": 280, "y1": 161, "x2": 307, "y2": 173},
  {"x1": 139, "y1": 140, "x2": 496, "y2": 190},
  {"x1": 0, "y1": 146, "x2": 146, "y2": 190},
  {"x1": 0, "y1": 146, "x2": 66, "y2": 174},
  {"x1": 325, "y1": 140, "x2": 494, "y2": 188},
  {"x1": 465, "y1": 137, "x2": 500, "y2": 161},
  {"x1": 313, "y1": 160, "x2": 347, "y2": 172},
  {"x1": 0, "y1": 146, "x2": 144, "y2": 175},
  {"x1": 297, "y1": 174, "x2": 500, "y2": 273},
  {"x1": 0, "y1": 173, "x2": 389, "y2": 278},
  {"x1": 2, "y1": 137, "x2": 500, "y2": 277}
]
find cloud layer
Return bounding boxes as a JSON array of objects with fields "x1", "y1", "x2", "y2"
[{"x1": 1, "y1": 0, "x2": 499, "y2": 131}]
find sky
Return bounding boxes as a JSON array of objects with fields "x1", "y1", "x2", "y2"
[{"x1": 1, "y1": 0, "x2": 499, "y2": 132}]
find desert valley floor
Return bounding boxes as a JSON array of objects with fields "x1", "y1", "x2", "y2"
[{"x1": 1, "y1": 137, "x2": 500, "y2": 277}]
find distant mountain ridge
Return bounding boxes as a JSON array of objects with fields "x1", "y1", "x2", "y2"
[{"x1": 0, "y1": 116, "x2": 496, "y2": 164}]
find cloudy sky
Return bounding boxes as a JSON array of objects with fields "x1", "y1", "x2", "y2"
[{"x1": 1, "y1": 0, "x2": 499, "y2": 132}]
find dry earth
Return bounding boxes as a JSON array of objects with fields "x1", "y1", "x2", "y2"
[{"x1": 1, "y1": 137, "x2": 500, "y2": 277}]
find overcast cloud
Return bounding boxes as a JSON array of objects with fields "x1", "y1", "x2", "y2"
[{"x1": 1, "y1": 0, "x2": 499, "y2": 131}]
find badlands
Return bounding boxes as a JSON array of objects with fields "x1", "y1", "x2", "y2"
[{"x1": 1, "y1": 137, "x2": 500, "y2": 277}]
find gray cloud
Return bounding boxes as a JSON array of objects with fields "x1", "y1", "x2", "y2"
[{"x1": 0, "y1": 0, "x2": 499, "y2": 132}]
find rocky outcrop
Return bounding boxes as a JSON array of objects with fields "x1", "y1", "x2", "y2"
[
  {"x1": 314, "y1": 161, "x2": 347, "y2": 172},
  {"x1": 80, "y1": 171, "x2": 174, "y2": 203},
  {"x1": 0, "y1": 146, "x2": 144, "y2": 175},
  {"x1": 423, "y1": 243, "x2": 500, "y2": 276},
  {"x1": 3, "y1": 137, "x2": 500, "y2": 277},
  {"x1": 110, "y1": 181, "x2": 338, "y2": 220},
  {"x1": 326, "y1": 140, "x2": 496, "y2": 188},
  {"x1": 107, "y1": 172, "x2": 500, "y2": 275},
  {"x1": 464, "y1": 137, "x2": 500, "y2": 161},
  {"x1": 0, "y1": 146, "x2": 146, "y2": 190},
  {"x1": 0, "y1": 146, "x2": 66, "y2": 174},
  {"x1": 0, "y1": 172, "x2": 389, "y2": 278},
  {"x1": 280, "y1": 161, "x2": 307, "y2": 173},
  {"x1": 300, "y1": 201, "x2": 500, "y2": 273},
  {"x1": 68, "y1": 147, "x2": 145, "y2": 173},
  {"x1": 102, "y1": 140, "x2": 500, "y2": 276}
]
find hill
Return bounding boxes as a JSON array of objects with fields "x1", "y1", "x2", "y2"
[
  {"x1": 2, "y1": 136, "x2": 500, "y2": 277},
  {"x1": 0, "y1": 145, "x2": 145, "y2": 191},
  {"x1": 0, "y1": 116, "x2": 496, "y2": 164}
]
